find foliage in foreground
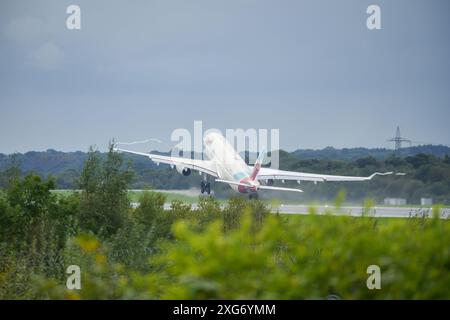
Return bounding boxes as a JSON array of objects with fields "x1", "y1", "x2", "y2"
[
  {"x1": 1, "y1": 146, "x2": 449, "y2": 300},
  {"x1": 27, "y1": 207, "x2": 450, "y2": 300}
]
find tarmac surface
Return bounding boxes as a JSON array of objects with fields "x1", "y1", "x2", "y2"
[
  {"x1": 273, "y1": 204, "x2": 449, "y2": 218},
  {"x1": 131, "y1": 202, "x2": 449, "y2": 219}
]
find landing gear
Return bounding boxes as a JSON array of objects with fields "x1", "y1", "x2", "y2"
[
  {"x1": 200, "y1": 180, "x2": 211, "y2": 195},
  {"x1": 248, "y1": 192, "x2": 259, "y2": 200}
]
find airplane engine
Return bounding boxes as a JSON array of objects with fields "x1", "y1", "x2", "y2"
[{"x1": 176, "y1": 166, "x2": 191, "y2": 176}]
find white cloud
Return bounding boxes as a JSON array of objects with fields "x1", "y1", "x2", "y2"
[
  {"x1": 28, "y1": 42, "x2": 64, "y2": 71},
  {"x1": 4, "y1": 17, "x2": 47, "y2": 46}
]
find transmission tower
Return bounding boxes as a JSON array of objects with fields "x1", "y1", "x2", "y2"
[{"x1": 387, "y1": 126, "x2": 412, "y2": 150}]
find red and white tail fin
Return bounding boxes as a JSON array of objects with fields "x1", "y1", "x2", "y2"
[{"x1": 250, "y1": 149, "x2": 266, "y2": 181}]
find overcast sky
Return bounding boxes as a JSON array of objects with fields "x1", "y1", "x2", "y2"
[{"x1": 1, "y1": 0, "x2": 449, "y2": 153}]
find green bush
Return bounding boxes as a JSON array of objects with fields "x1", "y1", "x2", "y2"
[
  {"x1": 0, "y1": 174, "x2": 79, "y2": 298},
  {"x1": 2, "y1": 148, "x2": 449, "y2": 300},
  {"x1": 145, "y1": 208, "x2": 450, "y2": 299},
  {"x1": 27, "y1": 204, "x2": 450, "y2": 300}
]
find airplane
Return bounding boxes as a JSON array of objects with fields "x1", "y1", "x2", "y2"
[{"x1": 114, "y1": 132, "x2": 396, "y2": 199}]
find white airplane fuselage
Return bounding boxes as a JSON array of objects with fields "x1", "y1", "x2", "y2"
[{"x1": 203, "y1": 132, "x2": 260, "y2": 193}]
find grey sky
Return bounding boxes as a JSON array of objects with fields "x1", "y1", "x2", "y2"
[{"x1": 1, "y1": 0, "x2": 449, "y2": 153}]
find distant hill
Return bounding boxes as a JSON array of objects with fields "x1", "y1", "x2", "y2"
[
  {"x1": 0, "y1": 149, "x2": 88, "y2": 176},
  {"x1": 1, "y1": 145, "x2": 450, "y2": 204},
  {"x1": 0, "y1": 149, "x2": 158, "y2": 189},
  {"x1": 1, "y1": 145, "x2": 449, "y2": 181},
  {"x1": 292, "y1": 145, "x2": 450, "y2": 160}
]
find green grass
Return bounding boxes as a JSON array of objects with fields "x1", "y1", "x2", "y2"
[
  {"x1": 128, "y1": 190, "x2": 198, "y2": 204},
  {"x1": 51, "y1": 189, "x2": 199, "y2": 204},
  {"x1": 50, "y1": 189, "x2": 450, "y2": 209},
  {"x1": 50, "y1": 190, "x2": 438, "y2": 217},
  {"x1": 51, "y1": 189, "x2": 81, "y2": 198}
]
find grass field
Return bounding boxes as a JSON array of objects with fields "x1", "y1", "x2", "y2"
[
  {"x1": 50, "y1": 189, "x2": 450, "y2": 209},
  {"x1": 52, "y1": 189, "x2": 450, "y2": 209},
  {"x1": 3, "y1": 188, "x2": 449, "y2": 299},
  {"x1": 51, "y1": 189, "x2": 200, "y2": 204},
  {"x1": 128, "y1": 190, "x2": 199, "y2": 204}
]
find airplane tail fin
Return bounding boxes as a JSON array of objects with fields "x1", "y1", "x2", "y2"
[{"x1": 250, "y1": 149, "x2": 266, "y2": 181}]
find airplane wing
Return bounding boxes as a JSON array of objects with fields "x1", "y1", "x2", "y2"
[
  {"x1": 255, "y1": 167, "x2": 394, "y2": 182},
  {"x1": 114, "y1": 148, "x2": 218, "y2": 177}
]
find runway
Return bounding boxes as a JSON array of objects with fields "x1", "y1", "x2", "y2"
[
  {"x1": 274, "y1": 204, "x2": 449, "y2": 219},
  {"x1": 131, "y1": 202, "x2": 450, "y2": 219}
]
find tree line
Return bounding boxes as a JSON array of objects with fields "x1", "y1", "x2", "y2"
[
  {"x1": 1, "y1": 146, "x2": 450, "y2": 204},
  {"x1": 0, "y1": 144, "x2": 449, "y2": 299}
]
